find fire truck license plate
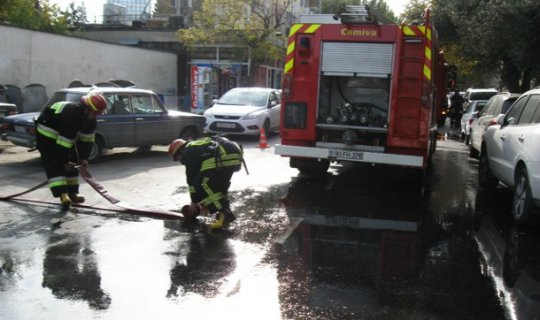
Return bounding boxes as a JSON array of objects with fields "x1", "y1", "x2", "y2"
[{"x1": 328, "y1": 149, "x2": 364, "y2": 161}]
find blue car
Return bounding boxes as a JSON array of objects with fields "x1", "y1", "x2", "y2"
[{"x1": 1, "y1": 85, "x2": 205, "y2": 162}]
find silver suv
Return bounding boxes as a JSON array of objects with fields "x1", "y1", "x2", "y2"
[
  {"x1": 463, "y1": 88, "x2": 499, "y2": 104},
  {"x1": 468, "y1": 92, "x2": 520, "y2": 158},
  {"x1": 479, "y1": 88, "x2": 540, "y2": 225}
]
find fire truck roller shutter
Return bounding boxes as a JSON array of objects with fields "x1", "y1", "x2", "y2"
[{"x1": 321, "y1": 42, "x2": 394, "y2": 77}]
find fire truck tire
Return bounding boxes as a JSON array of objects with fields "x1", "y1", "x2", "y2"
[{"x1": 292, "y1": 158, "x2": 329, "y2": 175}]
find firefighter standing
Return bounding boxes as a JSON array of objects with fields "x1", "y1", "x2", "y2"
[
  {"x1": 168, "y1": 136, "x2": 243, "y2": 230},
  {"x1": 449, "y1": 90, "x2": 465, "y2": 129},
  {"x1": 36, "y1": 92, "x2": 107, "y2": 210}
]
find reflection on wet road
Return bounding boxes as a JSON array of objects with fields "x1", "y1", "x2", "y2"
[{"x1": 1, "y1": 139, "x2": 539, "y2": 319}]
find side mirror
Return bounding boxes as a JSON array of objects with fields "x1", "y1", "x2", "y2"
[
  {"x1": 212, "y1": 99, "x2": 218, "y2": 104},
  {"x1": 270, "y1": 100, "x2": 278, "y2": 108},
  {"x1": 497, "y1": 113, "x2": 509, "y2": 126}
]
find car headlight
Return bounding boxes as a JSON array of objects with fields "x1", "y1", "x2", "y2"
[{"x1": 203, "y1": 109, "x2": 214, "y2": 118}]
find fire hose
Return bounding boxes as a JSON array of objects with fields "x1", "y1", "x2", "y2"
[{"x1": 0, "y1": 167, "x2": 184, "y2": 220}]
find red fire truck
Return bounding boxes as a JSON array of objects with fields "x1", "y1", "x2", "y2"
[{"x1": 275, "y1": 6, "x2": 448, "y2": 178}]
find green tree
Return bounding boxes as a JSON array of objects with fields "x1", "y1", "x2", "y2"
[
  {"x1": 400, "y1": 0, "x2": 429, "y2": 23},
  {"x1": 2, "y1": 0, "x2": 69, "y2": 33},
  {"x1": 177, "y1": 0, "x2": 291, "y2": 63},
  {"x1": 64, "y1": 1, "x2": 88, "y2": 28},
  {"x1": 425, "y1": 0, "x2": 540, "y2": 91},
  {"x1": 153, "y1": 0, "x2": 175, "y2": 15},
  {"x1": 322, "y1": 0, "x2": 397, "y2": 22}
]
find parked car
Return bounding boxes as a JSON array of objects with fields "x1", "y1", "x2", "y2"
[
  {"x1": 463, "y1": 87, "x2": 499, "y2": 108},
  {"x1": 460, "y1": 99, "x2": 487, "y2": 144},
  {"x1": 1, "y1": 85, "x2": 205, "y2": 162},
  {"x1": 479, "y1": 88, "x2": 540, "y2": 225},
  {"x1": 0, "y1": 102, "x2": 17, "y2": 135},
  {"x1": 203, "y1": 87, "x2": 281, "y2": 135},
  {"x1": 468, "y1": 92, "x2": 520, "y2": 158}
]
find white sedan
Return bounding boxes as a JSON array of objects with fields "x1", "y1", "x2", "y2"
[
  {"x1": 479, "y1": 88, "x2": 540, "y2": 225},
  {"x1": 203, "y1": 87, "x2": 281, "y2": 136}
]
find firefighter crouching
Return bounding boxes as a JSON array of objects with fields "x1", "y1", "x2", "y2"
[
  {"x1": 35, "y1": 93, "x2": 107, "y2": 210},
  {"x1": 168, "y1": 136, "x2": 243, "y2": 230}
]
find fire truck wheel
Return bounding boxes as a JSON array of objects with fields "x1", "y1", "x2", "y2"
[{"x1": 293, "y1": 158, "x2": 329, "y2": 175}]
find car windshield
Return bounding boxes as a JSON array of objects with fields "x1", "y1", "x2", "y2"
[
  {"x1": 501, "y1": 98, "x2": 518, "y2": 114},
  {"x1": 219, "y1": 90, "x2": 268, "y2": 107},
  {"x1": 475, "y1": 102, "x2": 487, "y2": 113},
  {"x1": 470, "y1": 92, "x2": 497, "y2": 100},
  {"x1": 44, "y1": 92, "x2": 84, "y2": 109}
]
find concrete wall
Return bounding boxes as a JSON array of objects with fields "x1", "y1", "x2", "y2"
[{"x1": 0, "y1": 25, "x2": 179, "y2": 109}]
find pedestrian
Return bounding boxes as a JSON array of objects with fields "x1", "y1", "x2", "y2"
[
  {"x1": 168, "y1": 136, "x2": 244, "y2": 230},
  {"x1": 449, "y1": 89, "x2": 464, "y2": 129},
  {"x1": 35, "y1": 92, "x2": 108, "y2": 210}
]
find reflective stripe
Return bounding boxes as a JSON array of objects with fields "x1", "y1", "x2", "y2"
[
  {"x1": 66, "y1": 177, "x2": 79, "y2": 186},
  {"x1": 78, "y1": 132, "x2": 95, "y2": 143},
  {"x1": 50, "y1": 102, "x2": 69, "y2": 114},
  {"x1": 187, "y1": 137, "x2": 213, "y2": 146},
  {"x1": 305, "y1": 24, "x2": 320, "y2": 34},
  {"x1": 48, "y1": 176, "x2": 67, "y2": 189},
  {"x1": 56, "y1": 135, "x2": 74, "y2": 149},
  {"x1": 37, "y1": 124, "x2": 59, "y2": 140},
  {"x1": 37, "y1": 124, "x2": 75, "y2": 149},
  {"x1": 201, "y1": 177, "x2": 223, "y2": 210},
  {"x1": 284, "y1": 58, "x2": 294, "y2": 74},
  {"x1": 200, "y1": 155, "x2": 242, "y2": 171}
]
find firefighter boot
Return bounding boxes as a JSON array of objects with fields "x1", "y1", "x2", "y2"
[
  {"x1": 209, "y1": 209, "x2": 236, "y2": 230},
  {"x1": 60, "y1": 193, "x2": 71, "y2": 210},
  {"x1": 69, "y1": 194, "x2": 85, "y2": 203}
]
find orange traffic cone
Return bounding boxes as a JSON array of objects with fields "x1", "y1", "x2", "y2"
[{"x1": 258, "y1": 127, "x2": 269, "y2": 149}]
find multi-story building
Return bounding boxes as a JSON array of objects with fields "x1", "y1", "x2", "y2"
[
  {"x1": 103, "y1": 0, "x2": 153, "y2": 25},
  {"x1": 106, "y1": 0, "x2": 151, "y2": 16},
  {"x1": 85, "y1": 0, "x2": 311, "y2": 111}
]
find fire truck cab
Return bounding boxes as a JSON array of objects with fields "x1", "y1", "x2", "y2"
[{"x1": 275, "y1": 5, "x2": 447, "y2": 178}]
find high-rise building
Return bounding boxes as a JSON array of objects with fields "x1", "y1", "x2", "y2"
[{"x1": 106, "y1": 0, "x2": 152, "y2": 17}]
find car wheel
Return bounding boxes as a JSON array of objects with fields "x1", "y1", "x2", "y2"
[
  {"x1": 469, "y1": 144, "x2": 478, "y2": 158},
  {"x1": 263, "y1": 119, "x2": 270, "y2": 134},
  {"x1": 179, "y1": 127, "x2": 199, "y2": 141},
  {"x1": 512, "y1": 167, "x2": 538, "y2": 225},
  {"x1": 478, "y1": 149, "x2": 498, "y2": 189},
  {"x1": 88, "y1": 138, "x2": 103, "y2": 163}
]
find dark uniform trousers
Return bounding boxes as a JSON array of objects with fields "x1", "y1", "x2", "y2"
[
  {"x1": 35, "y1": 101, "x2": 96, "y2": 198},
  {"x1": 182, "y1": 137, "x2": 243, "y2": 214},
  {"x1": 36, "y1": 134, "x2": 81, "y2": 197}
]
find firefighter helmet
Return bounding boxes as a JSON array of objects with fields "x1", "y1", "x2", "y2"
[
  {"x1": 168, "y1": 139, "x2": 186, "y2": 160},
  {"x1": 81, "y1": 93, "x2": 107, "y2": 114}
]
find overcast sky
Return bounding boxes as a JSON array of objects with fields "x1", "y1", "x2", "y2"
[{"x1": 49, "y1": 0, "x2": 407, "y2": 22}]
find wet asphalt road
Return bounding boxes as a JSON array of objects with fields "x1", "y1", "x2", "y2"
[{"x1": 1, "y1": 131, "x2": 539, "y2": 320}]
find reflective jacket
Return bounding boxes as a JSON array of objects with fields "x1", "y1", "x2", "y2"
[
  {"x1": 179, "y1": 136, "x2": 243, "y2": 185},
  {"x1": 36, "y1": 101, "x2": 96, "y2": 162}
]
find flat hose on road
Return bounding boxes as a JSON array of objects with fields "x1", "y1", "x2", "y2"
[
  {"x1": 78, "y1": 166, "x2": 184, "y2": 219},
  {"x1": 0, "y1": 168, "x2": 184, "y2": 220}
]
